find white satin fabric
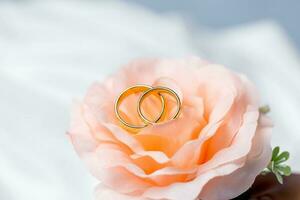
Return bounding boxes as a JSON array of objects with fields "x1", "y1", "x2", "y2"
[{"x1": 0, "y1": 1, "x2": 299, "y2": 200}]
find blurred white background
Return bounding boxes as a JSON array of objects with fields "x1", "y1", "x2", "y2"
[
  {"x1": 127, "y1": 0, "x2": 300, "y2": 50},
  {"x1": 0, "y1": 1, "x2": 299, "y2": 200}
]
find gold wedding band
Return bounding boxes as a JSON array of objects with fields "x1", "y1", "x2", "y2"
[
  {"x1": 138, "y1": 86, "x2": 181, "y2": 124},
  {"x1": 114, "y1": 85, "x2": 165, "y2": 129},
  {"x1": 114, "y1": 84, "x2": 182, "y2": 130}
]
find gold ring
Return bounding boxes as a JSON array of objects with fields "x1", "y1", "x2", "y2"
[
  {"x1": 114, "y1": 85, "x2": 165, "y2": 129},
  {"x1": 137, "y1": 86, "x2": 181, "y2": 125}
]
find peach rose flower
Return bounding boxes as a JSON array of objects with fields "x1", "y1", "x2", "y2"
[{"x1": 68, "y1": 57, "x2": 272, "y2": 200}]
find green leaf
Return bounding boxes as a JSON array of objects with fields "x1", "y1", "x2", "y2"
[
  {"x1": 261, "y1": 170, "x2": 269, "y2": 175},
  {"x1": 274, "y1": 171, "x2": 283, "y2": 184},
  {"x1": 274, "y1": 151, "x2": 290, "y2": 164},
  {"x1": 268, "y1": 161, "x2": 275, "y2": 172},
  {"x1": 259, "y1": 105, "x2": 271, "y2": 114},
  {"x1": 262, "y1": 146, "x2": 292, "y2": 184},
  {"x1": 272, "y1": 146, "x2": 280, "y2": 160},
  {"x1": 277, "y1": 165, "x2": 292, "y2": 176}
]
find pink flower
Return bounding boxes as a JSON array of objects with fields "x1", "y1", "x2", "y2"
[{"x1": 68, "y1": 57, "x2": 272, "y2": 200}]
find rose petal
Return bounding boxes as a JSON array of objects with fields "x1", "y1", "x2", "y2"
[
  {"x1": 143, "y1": 161, "x2": 244, "y2": 200},
  {"x1": 95, "y1": 184, "x2": 150, "y2": 200},
  {"x1": 68, "y1": 101, "x2": 98, "y2": 156},
  {"x1": 199, "y1": 115, "x2": 272, "y2": 199},
  {"x1": 197, "y1": 107, "x2": 259, "y2": 173}
]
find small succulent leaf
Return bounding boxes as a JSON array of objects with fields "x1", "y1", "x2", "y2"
[
  {"x1": 274, "y1": 171, "x2": 283, "y2": 184},
  {"x1": 272, "y1": 146, "x2": 280, "y2": 160},
  {"x1": 261, "y1": 170, "x2": 269, "y2": 175},
  {"x1": 270, "y1": 161, "x2": 275, "y2": 171},
  {"x1": 262, "y1": 146, "x2": 291, "y2": 184},
  {"x1": 274, "y1": 151, "x2": 290, "y2": 164},
  {"x1": 277, "y1": 165, "x2": 292, "y2": 176},
  {"x1": 259, "y1": 105, "x2": 271, "y2": 114}
]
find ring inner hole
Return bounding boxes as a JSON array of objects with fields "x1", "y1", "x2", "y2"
[
  {"x1": 118, "y1": 92, "x2": 146, "y2": 126},
  {"x1": 140, "y1": 92, "x2": 165, "y2": 123},
  {"x1": 141, "y1": 92, "x2": 177, "y2": 122}
]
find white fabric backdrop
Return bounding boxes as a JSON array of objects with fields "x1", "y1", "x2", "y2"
[{"x1": 0, "y1": 1, "x2": 299, "y2": 200}]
